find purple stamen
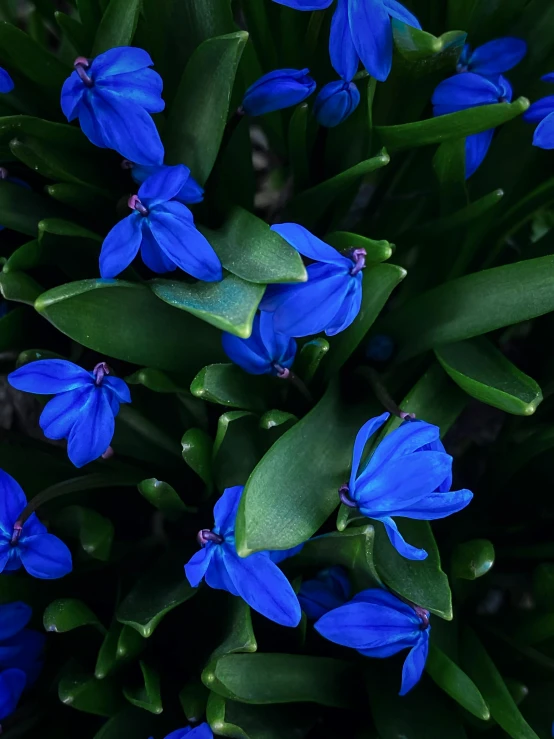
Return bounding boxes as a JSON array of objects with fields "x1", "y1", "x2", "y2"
[
  {"x1": 413, "y1": 605, "x2": 430, "y2": 629},
  {"x1": 11, "y1": 522, "x2": 22, "y2": 545},
  {"x1": 400, "y1": 412, "x2": 417, "y2": 421},
  {"x1": 456, "y1": 63, "x2": 468, "y2": 73},
  {"x1": 102, "y1": 446, "x2": 114, "y2": 460},
  {"x1": 338, "y1": 484, "x2": 357, "y2": 508},
  {"x1": 121, "y1": 159, "x2": 134, "y2": 170},
  {"x1": 74, "y1": 57, "x2": 93, "y2": 88},
  {"x1": 0, "y1": 167, "x2": 8, "y2": 180},
  {"x1": 350, "y1": 248, "x2": 367, "y2": 277},
  {"x1": 128, "y1": 194, "x2": 149, "y2": 216},
  {"x1": 93, "y1": 361, "x2": 110, "y2": 386},
  {"x1": 197, "y1": 529, "x2": 224, "y2": 547},
  {"x1": 274, "y1": 364, "x2": 291, "y2": 380}
]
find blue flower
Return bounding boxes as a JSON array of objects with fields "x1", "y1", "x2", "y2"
[
  {"x1": 260, "y1": 223, "x2": 365, "y2": 338},
  {"x1": 0, "y1": 601, "x2": 45, "y2": 720},
  {"x1": 151, "y1": 723, "x2": 213, "y2": 739},
  {"x1": 222, "y1": 312, "x2": 297, "y2": 377},
  {"x1": 432, "y1": 72, "x2": 512, "y2": 178},
  {"x1": 315, "y1": 588, "x2": 430, "y2": 695},
  {"x1": 273, "y1": 0, "x2": 421, "y2": 82},
  {"x1": 299, "y1": 566, "x2": 350, "y2": 620},
  {"x1": 61, "y1": 47, "x2": 164, "y2": 166},
  {"x1": 185, "y1": 486, "x2": 301, "y2": 627},
  {"x1": 340, "y1": 414, "x2": 473, "y2": 561},
  {"x1": 314, "y1": 80, "x2": 361, "y2": 127},
  {"x1": 0, "y1": 470, "x2": 72, "y2": 579},
  {"x1": 8, "y1": 359, "x2": 131, "y2": 468},
  {"x1": 456, "y1": 38, "x2": 527, "y2": 79},
  {"x1": 99, "y1": 165, "x2": 222, "y2": 280},
  {"x1": 524, "y1": 73, "x2": 554, "y2": 149},
  {"x1": 127, "y1": 162, "x2": 204, "y2": 205},
  {"x1": 242, "y1": 68, "x2": 316, "y2": 116},
  {"x1": 0, "y1": 68, "x2": 14, "y2": 94}
]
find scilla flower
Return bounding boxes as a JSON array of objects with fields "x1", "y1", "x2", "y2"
[
  {"x1": 126, "y1": 162, "x2": 204, "y2": 205},
  {"x1": 339, "y1": 413, "x2": 473, "y2": 561},
  {"x1": 61, "y1": 47, "x2": 164, "y2": 165},
  {"x1": 242, "y1": 68, "x2": 316, "y2": 116},
  {"x1": 524, "y1": 73, "x2": 554, "y2": 149},
  {"x1": 456, "y1": 38, "x2": 527, "y2": 80},
  {"x1": 0, "y1": 68, "x2": 13, "y2": 94},
  {"x1": 100, "y1": 165, "x2": 222, "y2": 280},
  {"x1": 315, "y1": 589, "x2": 430, "y2": 695},
  {"x1": 222, "y1": 312, "x2": 297, "y2": 377},
  {"x1": 185, "y1": 486, "x2": 301, "y2": 627},
  {"x1": 299, "y1": 566, "x2": 350, "y2": 620},
  {"x1": 260, "y1": 223, "x2": 364, "y2": 337},
  {"x1": 0, "y1": 470, "x2": 72, "y2": 579},
  {"x1": 8, "y1": 359, "x2": 130, "y2": 468},
  {"x1": 152, "y1": 724, "x2": 213, "y2": 739},
  {"x1": 314, "y1": 80, "x2": 361, "y2": 127}
]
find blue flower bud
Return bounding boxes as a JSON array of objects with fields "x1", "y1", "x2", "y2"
[
  {"x1": 314, "y1": 80, "x2": 360, "y2": 128},
  {"x1": 524, "y1": 73, "x2": 554, "y2": 149},
  {"x1": 222, "y1": 312, "x2": 297, "y2": 377},
  {"x1": 242, "y1": 68, "x2": 316, "y2": 116},
  {"x1": 0, "y1": 67, "x2": 14, "y2": 94}
]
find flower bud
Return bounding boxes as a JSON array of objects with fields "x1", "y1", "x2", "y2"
[
  {"x1": 242, "y1": 68, "x2": 316, "y2": 116},
  {"x1": 314, "y1": 80, "x2": 361, "y2": 128}
]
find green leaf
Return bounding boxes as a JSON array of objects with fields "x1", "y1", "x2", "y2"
[
  {"x1": 0, "y1": 21, "x2": 70, "y2": 92},
  {"x1": 203, "y1": 654, "x2": 358, "y2": 708},
  {"x1": 165, "y1": 31, "x2": 248, "y2": 185},
  {"x1": 435, "y1": 336, "x2": 542, "y2": 416},
  {"x1": 379, "y1": 256, "x2": 554, "y2": 360},
  {"x1": 44, "y1": 599, "x2": 104, "y2": 634},
  {"x1": 289, "y1": 102, "x2": 310, "y2": 193},
  {"x1": 35, "y1": 279, "x2": 226, "y2": 376},
  {"x1": 150, "y1": 275, "x2": 264, "y2": 338},
  {"x1": 461, "y1": 627, "x2": 540, "y2": 739},
  {"x1": 179, "y1": 680, "x2": 209, "y2": 724},
  {"x1": 117, "y1": 624, "x2": 145, "y2": 661},
  {"x1": 137, "y1": 478, "x2": 189, "y2": 521},
  {"x1": 236, "y1": 381, "x2": 380, "y2": 555},
  {"x1": 51, "y1": 505, "x2": 115, "y2": 561},
  {"x1": 295, "y1": 338, "x2": 329, "y2": 384},
  {"x1": 208, "y1": 597, "x2": 257, "y2": 664},
  {"x1": 55, "y1": 13, "x2": 90, "y2": 58},
  {"x1": 0, "y1": 270, "x2": 43, "y2": 305},
  {"x1": 0, "y1": 116, "x2": 89, "y2": 149},
  {"x1": 433, "y1": 138, "x2": 468, "y2": 216},
  {"x1": 125, "y1": 367, "x2": 188, "y2": 394},
  {"x1": 190, "y1": 364, "x2": 279, "y2": 413},
  {"x1": 213, "y1": 411, "x2": 265, "y2": 492},
  {"x1": 451, "y1": 539, "x2": 495, "y2": 580},
  {"x1": 95, "y1": 621, "x2": 124, "y2": 680},
  {"x1": 0, "y1": 308, "x2": 27, "y2": 353},
  {"x1": 393, "y1": 22, "x2": 467, "y2": 72},
  {"x1": 181, "y1": 428, "x2": 214, "y2": 495},
  {"x1": 376, "y1": 98, "x2": 529, "y2": 152},
  {"x1": 413, "y1": 189, "x2": 504, "y2": 236},
  {"x1": 374, "y1": 520, "x2": 452, "y2": 619},
  {"x1": 259, "y1": 410, "x2": 298, "y2": 446},
  {"x1": 326, "y1": 232, "x2": 394, "y2": 264},
  {"x1": 426, "y1": 643, "x2": 490, "y2": 720},
  {"x1": 59, "y1": 671, "x2": 124, "y2": 717},
  {"x1": 200, "y1": 207, "x2": 307, "y2": 285},
  {"x1": 323, "y1": 263, "x2": 406, "y2": 378},
  {"x1": 513, "y1": 613, "x2": 554, "y2": 647},
  {"x1": 0, "y1": 179, "x2": 67, "y2": 236},
  {"x1": 117, "y1": 549, "x2": 197, "y2": 637},
  {"x1": 92, "y1": 0, "x2": 140, "y2": 55},
  {"x1": 93, "y1": 706, "x2": 166, "y2": 739},
  {"x1": 123, "y1": 661, "x2": 163, "y2": 715}
]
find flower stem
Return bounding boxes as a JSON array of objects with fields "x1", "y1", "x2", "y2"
[
  {"x1": 360, "y1": 366, "x2": 415, "y2": 420},
  {"x1": 276, "y1": 366, "x2": 313, "y2": 404}
]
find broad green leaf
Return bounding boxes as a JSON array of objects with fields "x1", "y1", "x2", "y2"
[
  {"x1": 379, "y1": 256, "x2": 554, "y2": 360},
  {"x1": 435, "y1": 336, "x2": 542, "y2": 415},
  {"x1": 190, "y1": 364, "x2": 279, "y2": 412},
  {"x1": 150, "y1": 275, "x2": 264, "y2": 338},
  {"x1": 207, "y1": 597, "x2": 257, "y2": 665},
  {"x1": 326, "y1": 232, "x2": 394, "y2": 264},
  {"x1": 125, "y1": 367, "x2": 188, "y2": 394},
  {"x1": 200, "y1": 207, "x2": 307, "y2": 285},
  {"x1": 179, "y1": 680, "x2": 209, "y2": 724},
  {"x1": 92, "y1": 0, "x2": 140, "y2": 55},
  {"x1": 426, "y1": 643, "x2": 490, "y2": 720},
  {"x1": 35, "y1": 279, "x2": 226, "y2": 376},
  {"x1": 123, "y1": 661, "x2": 162, "y2": 715},
  {"x1": 165, "y1": 32, "x2": 248, "y2": 185},
  {"x1": 374, "y1": 520, "x2": 452, "y2": 619},
  {"x1": 51, "y1": 505, "x2": 115, "y2": 561},
  {"x1": 44, "y1": 599, "x2": 104, "y2": 634},
  {"x1": 204, "y1": 653, "x2": 358, "y2": 708},
  {"x1": 0, "y1": 178, "x2": 67, "y2": 236},
  {"x1": 213, "y1": 411, "x2": 265, "y2": 492},
  {"x1": 181, "y1": 428, "x2": 214, "y2": 495},
  {"x1": 117, "y1": 549, "x2": 196, "y2": 637},
  {"x1": 393, "y1": 22, "x2": 466, "y2": 72},
  {"x1": 461, "y1": 627, "x2": 540, "y2": 739},
  {"x1": 376, "y1": 98, "x2": 529, "y2": 152},
  {"x1": 117, "y1": 625, "x2": 145, "y2": 661},
  {"x1": 93, "y1": 706, "x2": 167, "y2": 739},
  {"x1": 0, "y1": 21, "x2": 70, "y2": 91},
  {"x1": 259, "y1": 410, "x2": 298, "y2": 446},
  {"x1": 59, "y1": 671, "x2": 124, "y2": 717},
  {"x1": 0, "y1": 116, "x2": 89, "y2": 149},
  {"x1": 236, "y1": 381, "x2": 380, "y2": 555},
  {"x1": 295, "y1": 338, "x2": 329, "y2": 384},
  {"x1": 289, "y1": 103, "x2": 310, "y2": 193},
  {"x1": 323, "y1": 263, "x2": 406, "y2": 378},
  {"x1": 0, "y1": 270, "x2": 43, "y2": 305},
  {"x1": 16, "y1": 348, "x2": 63, "y2": 366},
  {"x1": 137, "y1": 478, "x2": 189, "y2": 521},
  {"x1": 46, "y1": 182, "x2": 114, "y2": 221},
  {"x1": 451, "y1": 539, "x2": 495, "y2": 580}
]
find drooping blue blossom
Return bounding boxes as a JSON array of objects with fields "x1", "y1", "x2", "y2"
[
  {"x1": 61, "y1": 47, "x2": 165, "y2": 166},
  {"x1": 222, "y1": 312, "x2": 297, "y2": 377},
  {"x1": 260, "y1": 223, "x2": 365, "y2": 338},
  {"x1": 299, "y1": 566, "x2": 350, "y2": 620},
  {"x1": 127, "y1": 162, "x2": 204, "y2": 205},
  {"x1": 0, "y1": 470, "x2": 72, "y2": 579},
  {"x1": 456, "y1": 38, "x2": 527, "y2": 80},
  {"x1": 314, "y1": 80, "x2": 361, "y2": 127},
  {"x1": 99, "y1": 165, "x2": 222, "y2": 280},
  {"x1": 242, "y1": 68, "x2": 316, "y2": 116},
  {"x1": 185, "y1": 486, "x2": 301, "y2": 627},
  {"x1": 340, "y1": 413, "x2": 473, "y2": 561},
  {"x1": 0, "y1": 601, "x2": 45, "y2": 720},
  {"x1": 8, "y1": 359, "x2": 131, "y2": 468},
  {"x1": 524, "y1": 73, "x2": 554, "y2": 149},
  {"x1": 151, "y1": 723, "x2": 213, "y2": 739},
  {"x1": 272, "y1": 0, "x2": 421, "y2": 83},
  {"x1": 432, "y1": 73, "x2": 512, "y2": 178},
  {"x1": 0, "y1": 69, "x2": 14, "y2": 94},
  {"x1": 315, "y1": 588, "x2": 430, "y2": 695}
]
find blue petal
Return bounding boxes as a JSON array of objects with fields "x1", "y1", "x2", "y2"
[
  {"x1": 213, "y1": 486, "x2": 243, "y2": 536},
  {"x1": 102, "y1": 376, "x2": 131, "y2": 404},
  {"x1": 222, "y1": 330, "x2": 273, "y2": 375},
  {"x1": 132, "y1": 165, "x2": 204, "y2": 204},
  {"x1": 91, "y1": 47, "x2": 155, "y2": 78},
  {"x1": 314, "y1": 80, "x2": 361, "y2": 128},
  {"x1": 377, "y1": 517, "x2": 428, "y2": 561},
  {"x1": 534, "y1": 111, "x2": 554, "y2": 149},
  {"x1": 204, "y1": 545, "x2": 239, "y2": 596},
  {"x1": 148, "y1": 204, "x2": 222, "y2": 281},
  {"x1": 348, "y1": 0, "x2": 393, "y2": 82},
  {"x1": 268, "y1": 543, "x2": 304, "y2": 564},
  {"x1": 0, "y1": 668, "x2": 26, "y2": 720},
  {"x1": 523, "y1": 96, "x2": 554, "y2": 124},
  {"x1": 351, "y1": 589, "x2": 419, "y2": 621},
  {"x1": 271, "y1": 0, "x2": 333, "y2": 7},
  {"x1": 383, "y1": 0, "x2": 421, "y2": 28},
  {"x1": 542, "y1": 72, "x2": 554, "y2": 84},
  {"x1": 39, "y1": 387, "x2": 92, "y2": 441},
  {"x1": 140, "y1": 226, "x2": 177, "y2": 273},
  {"x1": 96, "y1": 68, "x2": 164, "y2": 113},
  {"x1": 358, "y1": 634, "x2": 419, "y2": 658},
  {"x1": 223, "y1": 549, "x2": 301, "y2": 627},
  {"x1": 299, "y1": 567, "x2": 351, "y2": 620},
  {"x1": 432, "y1": 73, "x2": 501, "y2": 109},
  {"x1": 66, "y1": 387, "x2": 115, "y2": 468},
  {"x1": 8, "y1": 359, "x2": 92, "y2": 395},
  {"x1": 348, "y1": 413, "x2": 390, "y2": 491},
  {"x1": 0, "y1": 470, "x2": 28, "y2": 535},
  {"x1": 329, "y1": 0, "x2": 359, "y2": 82},
  {"x1": 466, "y1": 130, "x2": 494, "y2": 178},
  {"x1": 394, "y1": 489, "x2": 473, "y2": 519},
  {"x1": 363, "y1": 420, "x2": 440, "y2": 471},
  {"x1": 0, "y1": 68, "x2": 14, "y2": 94},
  {"x1": 187, "y1": 724, "x2": 213, "y2": 739},
  {"x1": 138, "y1": 165, "x2": 190, "y2": 207},
  {"x1": 242, "y1": 68, "x2": 316, "y2": 116},
  {"x1": 99, "y1": 212, "x2": 143, "y2": 278},
  {"x1": 325, "y1": 276, "x2": 362, "y2": 336},
  {"x1": 468, "y1": 38, "x2": 527, "y2": 75},
  {"x1": 259, "y1": 311, "x2": 297, "y2": 369},
  {"x1": 78, "y1": 96, "x2": 107, "y2": 148},
  {"x1": 184, "y1": 545, "x2": 216, "y2": 587},
  {"x1": 400, "y1": 631, "x2": 429, "y2": 695},
  {"x1": 0, "y1": 629, "x2": 45, "y2": 673},
  {"x1": 60, "y1": 72, "x2": 85, "y2": 120},
  {"x1": 0, "y1": 603, "x2": 31, "y2": 640},
  {"x1": 18, "y1": 532, "x2": 72, "y2": 579},
  {"x1": 315, "y1": 600, "x2": 417, "y2": 649},
  {"x1": 0, "y1": 543, "x2": 18, "y2": 574},
  {"x1": 271, "y1": 222, "x2": 349, "y2": 266}
]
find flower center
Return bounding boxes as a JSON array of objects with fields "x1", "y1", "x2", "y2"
[
  {"x1": 350, "y1": 248, "x2": 367, "y2": 277},
  {"x1": 93, "y1": 361, "x2": 109, "y2": 386},
  {"x1": 197, "y1": 529, "x2": 224, "y2": 546},
  {"x1": 10, "y1": 522, "x2": 22, "y2": 546},
  {"x1": 338, "y1": 484, "x2": 357, "y2": 508},
  {"x1": 413, "y1": 605, "x2": 430, "y2": 629},
  {"x1": 74, "y1": 57, "x2": 93, "y2": 88},
  {"x1": 128, "y1": 194, "x2": 149, "y2": 216},
  {"x1": 274, "y1": 363, "x2": 290, "y2": 379},
  {"x1": 456, "y1": 63, "x2": 469, "y2": 73}
]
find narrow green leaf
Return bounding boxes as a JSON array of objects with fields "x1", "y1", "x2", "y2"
[
  {"x1": 295, "y1": 338, "x2": 329, "y2": 384},
  {"x1": 190, "y1": 363, "x2": 278, "y2": 413},
  {"x1": 0, "y1": 116, "x2": 90, "y2": 149},
  {"x1": 44, "y1": 599, "x2": 104, "y2": 634},
  {"x1": 181, "y1": 428, "x2": 214, "y2": 495},
  {"x1": 179, "y1": 680, "x2": 209, "y2": 724},
  {"x1": 55, "y1": 12, "x2": 90, "y2": 55},
  {"x1": 451, "y1": 539, "x2": 495, "y2": 580},
  {"x1": 433, "y1": 138, "x2": 468, "y2": 216},
  {"x1": 326, "y1": 232, "x2": 394, "y2": 264},
  {"x1": 426, "y1": 643, "x2": 490, "y2": 720},
  {"x1": 123, "y1": 661, "x2": 163, "y2": 715},
  {"x1": 288, "y1": 102, "x2": 310, "y2": 193},
  {"x1": 92, "y1": 0, "x2": 140, "y2": 55},
  {"x1": 59, "y1": 671, "x2": 124, "y2": 717},
  {"x1": 0, "y1": 21, "x2": 70, "y2": 91},
  {"x1": 137, "y1": 479, "x2": 189, "y2": 521},
  {"x1": 0, "y1": 179, "x2": 67, "y2": 236},
  {"x1": 51, "y1": 505, "x2": 115, "y2": 561},
  {"x1": 95, "y1": 621, "x2": 123, "y2": 680},
  {"x1": 125, "y1": 367, "x2": 188, "y2": 394},
  {"x1": 117, "y1": 625, "x2": 145, "y2": 661},
  {"x1": 413, "y1": 189, "x2": 504, "y2": 236}
]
